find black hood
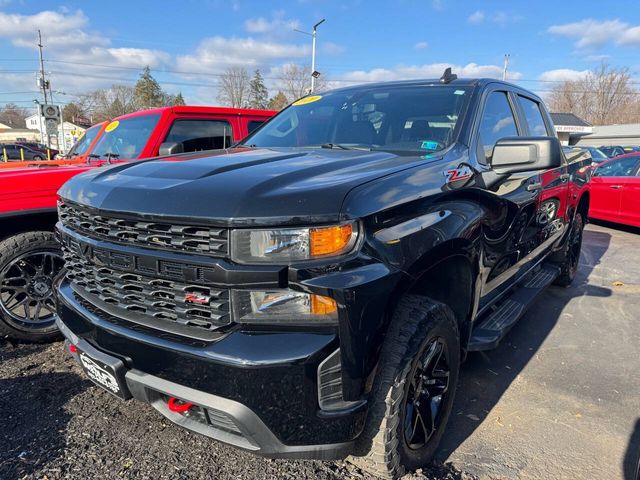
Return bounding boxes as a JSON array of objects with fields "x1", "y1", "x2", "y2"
[{"x1": 59, "y1": 147, "x2": 434, "y2": 226}]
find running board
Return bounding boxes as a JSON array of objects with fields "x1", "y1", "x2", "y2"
[{"x1": 468, "y1": 264, "x2": 561, "y2": 351}]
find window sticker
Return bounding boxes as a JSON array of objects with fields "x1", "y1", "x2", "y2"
[
  {"x1": 105, "y1": 121, "x2": 119, "y2": 132},
  {"x1": 420, "y1": 140, "x2": 440, "y2": 150},
  {"x1": 292, "y1": 95, "x2": 322, "y2": 106},
  {"x1": 454, "y1": 90, "x2": 465, "y2": 95}
]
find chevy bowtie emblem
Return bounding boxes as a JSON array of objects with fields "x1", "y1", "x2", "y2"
[{"x1": 184, "y1": 292, "x2": 210, "y2": 305}]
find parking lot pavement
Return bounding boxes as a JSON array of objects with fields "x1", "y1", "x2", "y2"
[
  {"x1": 438, "y1": 223, "x2": 640, "y2": 479},
  {"x1": 0, "y1": 223, "x2": 638, "y2": 480}
]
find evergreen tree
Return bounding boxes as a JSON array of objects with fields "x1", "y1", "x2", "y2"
[
  {"x1": 134, "y1": 66, "x2": 164, "y2": 109},
  {"x1": 267, "y1": 91, "x2": 289, "y2": 111},
  {"x1": 172, "y1": 92, "x2": 186, "y2": 106},
  {"x1": 248, "y1": 70, "x2": 269, "y2": 109}
]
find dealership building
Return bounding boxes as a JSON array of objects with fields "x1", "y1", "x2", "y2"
[{"x1": 551, "y1": 112, "x2": 640, "y2": 147}]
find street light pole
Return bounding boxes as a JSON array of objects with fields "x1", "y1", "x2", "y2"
[
  {"x1": 295, "y1": 19, "x2": 325, "y2": 93},
  {"x1": 310, "y1": 19, "x2": 325, "y2": 92}
]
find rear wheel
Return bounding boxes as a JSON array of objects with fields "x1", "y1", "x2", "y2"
[
  {"x1": 32, "y1": 155, "x2": 43, "y2": 160},
  {"x1": 0, "y1": 231, "x2": 64, "y2": 342},
  {"x1": 553, "y1": 212, "x2": 584, "y2": 287},
  {"x1": 350, "y1": 295, "x2": 460, "y2": 479}
]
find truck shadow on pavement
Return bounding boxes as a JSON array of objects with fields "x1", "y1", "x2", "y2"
[
  {"x1": 0, "y1": 371, "x2": 91, "y2": 479},
  {"x1": 624, "y1": 419, "x2": 640, "y2": 480},
  {"x1": 435, "y1": 228, "x2": 613, "y2": 467}
]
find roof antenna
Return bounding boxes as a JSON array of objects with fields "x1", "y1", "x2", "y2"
[{"x1": 440, "y1": 67, "x2": 457, "y2": 84}]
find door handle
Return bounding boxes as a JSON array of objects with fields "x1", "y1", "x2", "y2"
[
  {"x1": 609, "y1": 185, "x2": 623, "y2": 189},
  {"x1": 526, "y1": 182, "x2": 542, "y2": 192}
]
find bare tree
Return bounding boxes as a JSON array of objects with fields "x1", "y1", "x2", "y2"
[
  {"x1": 278, "y1": 64, "x2": 328, "y2": 102},
  {"x1": 217, "y1": 67, "x2": 250, "y2": 108},
  {"x1": 547, "y1": 63, "x2": 640, "y2": 125},
  {"x1": 78, "y1": 85, "x2": 137, "y2": 122},
  {"x1": 0, "y1": 103, "x2": 30, "y2": 128}
]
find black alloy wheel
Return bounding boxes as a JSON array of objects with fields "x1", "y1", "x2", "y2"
[{"x1": 403, "y1": 338, "x2": 451, "y2": 450}]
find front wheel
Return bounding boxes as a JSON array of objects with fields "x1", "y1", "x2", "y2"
[
  {"x1": 0, "y1": 231, "x2": 64, "y2": 342},
  {"x1": 553, "y1": 212, "x2": 585, "y2": 287},
  {"x1": 32, "y1": 155, "x2": 43, "y2": 160},
  {"x1": 350, "y1": 295, "x2": 460, "y2": 479}
]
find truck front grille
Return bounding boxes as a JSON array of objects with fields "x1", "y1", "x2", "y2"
[
  {"x1": 59, "y1": 201, "x2": 228, "y2": 256},
  {"x1": 63, "y1": 249, "x2": 231, "y2": 338}
]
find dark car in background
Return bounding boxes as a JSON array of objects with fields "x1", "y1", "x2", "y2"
[
  {"x1": 1, "y1": 143, "x2": 47, "y2": 161},
  {"x1": 600, "y1": 145, "x2": 626, "y2": 158},
  {"x1": 564, "y1": 146, "x2": 608, "y2": 165},
  {"x1": 15, "y1": 141, "x2": 59, "y2": 158}
]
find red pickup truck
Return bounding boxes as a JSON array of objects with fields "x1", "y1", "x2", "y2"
[{"x1": 0, "y1": 105, "x2": 275, "y2": 342}]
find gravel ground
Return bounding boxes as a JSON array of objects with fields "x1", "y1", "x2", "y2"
[{"x1": 1, "y1": 223, "x2": 638, "y2": 480}]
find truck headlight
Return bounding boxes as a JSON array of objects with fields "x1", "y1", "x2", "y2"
[
  {"x1": 230, "y1": 222, "x2": 358, "y2": 264},
  {"x1": 231, "y1": 290, "x2": 338, "y2": 325}
]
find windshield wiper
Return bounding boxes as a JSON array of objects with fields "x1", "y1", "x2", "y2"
[{"x1": 320, "y1": 143, "x2": 370, "y2": 151}]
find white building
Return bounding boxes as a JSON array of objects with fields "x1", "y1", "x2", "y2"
[{"x1": 25, "y1": 114, "x2": 86, "y2": 152}]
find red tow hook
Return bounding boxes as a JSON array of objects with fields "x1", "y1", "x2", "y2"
[
  {"x1": 167, "y1": 397, "x2": 194, "y2": 413},
  {"x1": 69, "y1": 344, "x2": 77, "y2": 353}
]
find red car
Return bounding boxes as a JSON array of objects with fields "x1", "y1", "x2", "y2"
[
  {"x1": 589, "y1": 153, "x2": 640, "y2": 227},
  {"x1": 0, "y1": 106, "x2": 275, "y2": 342}
]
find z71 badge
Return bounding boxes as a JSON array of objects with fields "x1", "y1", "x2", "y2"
[{"x1": 443, "y1": 166, "x2": 474, "y2": 183}]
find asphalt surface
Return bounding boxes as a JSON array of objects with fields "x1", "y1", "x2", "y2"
[{"x1": 1, "y1": 223, "x2": 638, "y2": 480}]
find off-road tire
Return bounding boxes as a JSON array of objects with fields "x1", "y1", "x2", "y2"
[
  {"x1": 552, "y1": 212, "x2": 585, "y2": 287},
  {"x1": 0, "y1": 231, "x2": 63, "y2": 342},
  {"x1": 349, "y1": 295, "x2": 460, "y2": 479}
]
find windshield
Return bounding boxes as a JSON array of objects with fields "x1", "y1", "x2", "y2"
[
  {"x1": 90, "y1": 114, "x2": 161, "y2": 159},
  {"x1": 587, "y1": 147, "x2": 607, "y2": 161},
  {"x1": 66, "y1": 123, "x2": 102, "y2": 158},
  {"x1": 244, "y1": 85, "x2": 471, "y2": 155}
]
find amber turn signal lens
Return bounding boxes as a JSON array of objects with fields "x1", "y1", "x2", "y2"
[
  {"x1": 310, "y1": 224, "x2": 354, "y2": 257},
  {"x1": 311, "y1": 294, "x2": 337, "y2": 315}
]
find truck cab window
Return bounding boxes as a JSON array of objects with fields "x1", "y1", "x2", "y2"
[
  {"x1": 165, "y1": 120, "x2": 233, "y2": 151},
  {"x1": 478, "y1": 92, "x2": 518, "y2": 162},
  {"x1": 518, "y1": 95, "x2": 548, "y2": 136}
]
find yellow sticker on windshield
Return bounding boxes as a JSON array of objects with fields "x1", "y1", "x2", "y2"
[
  {"x1": 105, "y1": 120, "x2": 119, "y2": 132},
  {"x1": 293, "y1": 95, "x2": 322, "y2": 106}
]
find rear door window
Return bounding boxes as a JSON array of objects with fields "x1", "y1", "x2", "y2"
[
  {"x1": 165, "y1": 119, "x2": 233, "y2": 151},
  {"x1": 517, "y1": 95, "x2": 549, "y2": 136}
]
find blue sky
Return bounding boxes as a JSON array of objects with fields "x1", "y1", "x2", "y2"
[{"x1": 1, "y1": 0, "x2": 640, "y2": 110}]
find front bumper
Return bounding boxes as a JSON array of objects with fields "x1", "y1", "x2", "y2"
[{"x1": 56, "y1": 281, "x2": 366, "y2": 459}]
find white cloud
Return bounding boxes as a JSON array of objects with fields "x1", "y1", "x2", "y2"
[
  {"x1": 538, "y1": 69, "x2": 590, "y2": 82},
  {"x1": 467, "y1": 10, "x2": 521, "y2": 26},
  {"x1": 619, "y1": 25, "x2": 640, "y2": 46},
  {"x1": 414, "y1": 41, "x2": 429, "y2": 50},
  {"x1": 0, "y1": 9, "x2": 170, "y2": 93},
  {"x1": 548, "y1": 19, "x2": 640, "y2": 48},
  {"x1": 491, "y1": 12, "x2": 522, "y2": 27},
  {"x1": 335, "y1": 62, "x2": 521, "y2": 85},
  {"x1": 176, "y1": 36, "x2": 308, "y2": 74},
  {"x1": 467, "y1": 10, "x2": 484, "y2": 24},
  {"x1": 244, "y1": 11, "x2": 301, "y2": 34},
  {"x1": 321, "y1": 42, "x2": 345, "y2": 55}
]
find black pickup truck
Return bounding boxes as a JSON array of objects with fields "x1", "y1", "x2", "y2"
[{"x1": 55, "y1": 71, "x2": 590, "y2": 479}]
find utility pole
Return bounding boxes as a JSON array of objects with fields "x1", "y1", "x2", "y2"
[
  {"x1": 37, "y1": 30, "x2": 50, "y2": 148},
  {"x1": 295, "y1": 19, "x2": 325, "y2": 93},
  {"x1": 502, "y1": 53, "x2": 510, "y2": 81}
]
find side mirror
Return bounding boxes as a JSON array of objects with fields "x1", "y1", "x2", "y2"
[
  {"x1": 158, "y1": 142, "x2": 184, "y2": 157},
  {"x1": 490, "y1": 136, "x2": 562, "y2": 174}
]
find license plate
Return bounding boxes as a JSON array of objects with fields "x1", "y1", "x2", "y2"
[{"x1": 78, "y1": 349, "x2": 129, "y2": 400}]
